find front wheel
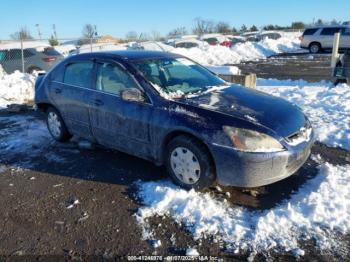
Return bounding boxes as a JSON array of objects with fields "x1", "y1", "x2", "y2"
[
  {"x1": 165, "y1": 135, "x2": 216, "y2": 190},
  {"x1": 46, "y1": 107, "x2": 72, "y2": 142}
]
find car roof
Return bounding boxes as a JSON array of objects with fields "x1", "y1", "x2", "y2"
[
  {"x1": 306, "y1": 25, "x2": 350, "y2": 30},
  {"x1": 68, "y1": 50, "x2": 182, "y2": 62}
]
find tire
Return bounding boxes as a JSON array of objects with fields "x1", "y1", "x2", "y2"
[
  {"x1": 27, "y1": 67, "x2": 42, "y2": 74},
  {"x1": 165, "y1": 135, "x2": 216, "y2": 190},
  {"x1": 46, "y1": 107, "x2": 72, "y2": 142},
  {"x1": 309, "y1": 43, "x2": 321, "y2": 54},
  {"x1": 347, "y1": 79, "x2": 350, "y2": 86}
]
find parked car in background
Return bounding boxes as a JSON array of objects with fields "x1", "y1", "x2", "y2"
[
  {"x1": 0, "y1": 46, "x2": 63, "y2": 73},
  {"x1": 35, "y1": 50, "x2": 314, "y2": 190},
  {"x1": 226, "y1": 35, "x2": 246, "y2": 47},
  {"x1": 169, "y1": 39, "x2": 207, "y2": 49},
  {"x1": 300, "y1": 25, "x2": 350, "y2": 53},
  {"x1": 244, "y1": 31, "x2": 282, "y2": 42},
  {"x1": 259, "y1": 31, "x2": 282, "y2": 40},
  {"x1": 200, "y1": 34, "x2": 231, "y2": 47}
]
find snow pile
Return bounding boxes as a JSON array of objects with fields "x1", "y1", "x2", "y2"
[
  {"x1": 75, "y1": 43, "x2": 127, "y2": 54},
  {"x1": 172, "y1": 35, "x2": 301, "y2": 65},
  {"x1": 0, "y1": 71, "x2": 36, "y2": 108},
  {"x1": 205, "y1": 65, "x2": 241, "y2": 75},
  {"x1": 136, "y1": 162, "x2": 350, "y2": 256},
  {"x1": 0, "y1": 115, "x2": 51, "y2": 156},
  {"x1": 54, "y1": 44, "x2": 76, "y2": 57},
  {"x1": 0, "y1": 41, "x2": 50, "y2": 50},
  {"x1": 257, "y1": 79, "x2": 350, "y2": 150}
]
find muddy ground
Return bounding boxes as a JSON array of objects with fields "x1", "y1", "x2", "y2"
[{"x1": 0, "y1": 53, "x2": 349, "y2": 261}]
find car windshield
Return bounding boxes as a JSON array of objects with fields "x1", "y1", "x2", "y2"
[{"x1": 132, "y1": 57, "x2": 226, "y2": 97}]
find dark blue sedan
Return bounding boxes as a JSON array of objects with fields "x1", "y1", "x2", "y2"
[{"x1": 35, "y1": 50, "x2": 314, "y2": 190}]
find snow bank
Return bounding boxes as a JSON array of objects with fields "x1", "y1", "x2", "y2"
[
  {"x1": 0, "y1": 41, "x2": 50, "y2": 50},
  {"x1": 0, "y1": 71, "x2": 36, "y2": 108},
  {"x1": 256, "y1": 79, "x2": 350, "y2": 150},
  {"x1": 54, "y1": 44, "x2": 76, "y2": 57},
  {"x1": 136, "y1": 161, "x2": 350, "y2": 256},
  {"x1": 172, "y1": 35, "x2": 301, "y2": 66}
]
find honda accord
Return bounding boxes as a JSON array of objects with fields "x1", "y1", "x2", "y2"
[{"x1": 35, "y1": 51, "x2": 314, "y2": 190}]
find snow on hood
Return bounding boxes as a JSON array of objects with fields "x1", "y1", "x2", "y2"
[
  {"x1": 186, "y1": 84, "x2": 306, "y2": 138},
  {"x1": 136, "y1": 161, "x2": 350, "y2": 257}
]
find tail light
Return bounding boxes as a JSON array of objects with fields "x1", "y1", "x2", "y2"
[
  {"x1": 220, "y1": 41, "x2": 231, "y2": 47},
  {"x1": 42, "y1": 56, "x2": 57, "y2": 62}
]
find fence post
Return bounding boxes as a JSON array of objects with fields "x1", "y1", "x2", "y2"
[
  {"x1": 331, "y1": 32, "x2": 340, "y2": 68},
  {"x1": 20, "y1": 36, "x2": 25, "y2": 73}
]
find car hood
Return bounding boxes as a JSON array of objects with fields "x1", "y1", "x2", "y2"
[{"x1": 184, "y1": 85, "x2": 306, "y2": 138}]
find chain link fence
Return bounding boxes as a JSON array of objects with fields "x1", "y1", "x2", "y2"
[{"x1": 0, "y1": 37, "x2": 131, "y2": 74}]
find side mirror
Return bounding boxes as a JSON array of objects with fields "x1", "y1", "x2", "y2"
[{"x1": 121, "y1": 88, "x2": 146, "y2": 102}]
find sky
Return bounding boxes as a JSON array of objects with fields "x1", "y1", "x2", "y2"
[{"x1": 0, "y1": 0, "x2": 349, "y2": 39}]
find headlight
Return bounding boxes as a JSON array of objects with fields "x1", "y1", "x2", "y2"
[{"x1": 223, "y1": 126, "x2": 285, "y2": 153}]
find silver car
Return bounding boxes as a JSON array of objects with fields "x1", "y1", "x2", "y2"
[
  {"x1": 0, "y1": 47, "x2": 63, "y2": 73},
  {"x1": 300, "y1": 25, "x2": 350, "y2": 53}
]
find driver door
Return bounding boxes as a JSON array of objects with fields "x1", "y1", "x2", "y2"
[{"x1": 89, "y1": 60, "x2": 153, "y2": 158}]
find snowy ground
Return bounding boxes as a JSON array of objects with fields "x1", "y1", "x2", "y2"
[{"x1": 136, "y1": 159, "x2": 350, "y2": 257}]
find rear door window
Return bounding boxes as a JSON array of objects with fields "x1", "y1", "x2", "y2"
[
  {"x1": 0, "y1": 50, "x2": 8, "y2": 61},
  {"x1": 63, "y1": 62, "x2": 93, "y2": 88},
  {"x1": 8, "y1": 49, "x2": 22, "y2": 60},
  {"x1": 303, "y1": 28, "x2": 318, "y2": 36},
  {"x1": 41, "y1": 47, "x2": 61, "y2": 56},
  {"x1": 320, "y1": 28, "x2": 341, "y2": 35}
]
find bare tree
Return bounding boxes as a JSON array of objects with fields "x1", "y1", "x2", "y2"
[
  {"x1": 192, "y1": 17, "x2": 214, "y2": 36},
  {"x1": 215, "y1": 22, "x2": 231, "y2": 34},
  {"x1": 10, "y1": 27, "x2": 33, "y2": 40},
  {"x1": 125, "y1": 31, "x2": 138, "y2": 41},
  {"x1": 82, "y1": 24, "x2": 96, "y2": 39},
  {"x1": 168, "y1": 27, "x2": 187, "y2": 38},
  {"x1": 151, "y1": 31, "x2": 161, "y2": 41}
]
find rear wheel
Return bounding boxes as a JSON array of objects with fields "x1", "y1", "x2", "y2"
[
  {"x1": 165, "y1": 135, "x2": 215, "y2": 190},
  {"x1": 46, "y1": 107, "x2": 72, "y2": 142},
  {"x1": 309, "y1": 43, "x2": 321, "y2": 54}
]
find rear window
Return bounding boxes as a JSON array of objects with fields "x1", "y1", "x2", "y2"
[
  {"x1": 303, "y1": 28, "x2": 318, "y2": 36},
  {"x1": 41, "y1": 47, "x2": 61, "y2": 56},
  {"x1": 320, "y1": 28, "x2": 341, "y2": 35},
  {"x1": 63, "y1": 62, "x2": 93, "y2": 88}
]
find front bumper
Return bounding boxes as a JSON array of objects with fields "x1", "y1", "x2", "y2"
[{"x1": 210, "y1": 132, "x2": 315, "y2": 188}]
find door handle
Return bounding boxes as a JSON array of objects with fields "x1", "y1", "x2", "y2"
[
  {"x1": 54, "y1": 88, "x2": 62, "y2": 94},
  {"x1": 94, "y1": 99, "x2": 104, "y2": 106}
]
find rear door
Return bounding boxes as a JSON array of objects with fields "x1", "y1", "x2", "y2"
[
  {"x1": 320, "y1": 27, "x2": 341, "y2": 48},
  {"x1": 50, "y1": 60, "x2": 94, "y2": 139},
  {"x1": 89, "y1": 60, "x2": 153, "y2": 158},
  {"x1": 340, "y1": 27, "x2": 350, "y2": 48}
]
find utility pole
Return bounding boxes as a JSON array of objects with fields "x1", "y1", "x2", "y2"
[
  {"x1": 35, "y1": 24, "x2": 42, "y2": 40},
  {"x1": 52, "y1": 24, "x2": 57, "y2": 39}
]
